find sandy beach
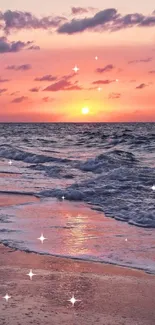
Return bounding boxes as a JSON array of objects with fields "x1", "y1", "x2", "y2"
[
  {"x1": 0, "y1": 242, "x2": 155, "y2": 325},
  {"x1": 0, "y1": 192, "x2": 155, "y2": 325}
]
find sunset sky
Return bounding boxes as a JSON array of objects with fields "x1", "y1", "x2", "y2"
[{"x1": 0, "y1": 0, "x2": 155, "y2": 122}]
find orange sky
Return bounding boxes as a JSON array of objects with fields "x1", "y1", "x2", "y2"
[{"x1": 0, "y1": 2, "x2": 155, "y2": 122}]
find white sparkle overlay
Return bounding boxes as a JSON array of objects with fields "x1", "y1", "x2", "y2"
[
  {"x1": 72, "y1": 66, "x2": 79, "y2": 73},
  {"x1": 68, "y1": 295, "x2": 81, "y2": 307},
  {"x1": 38, "y1": 233, "x2": 47, "y2": 244},
  {"x1": 62, "y1": 196, "x2": 65, "y2": 200},
  {"x1": 3, "y1": 294, "x2": 11, "y2": 302},
  {"x1": 97, "y1": 87, "x2": 102, "y2": 91},
  {"x1": 27, "y1": 269, "x2": 36, "y2": 280},
  {"x1": 95, "y1": 56, "x2": 98, "y2": 60},
  {"x1": 152, "y1": 185, "x2": 155, "y2": 191},
  {"x1": 8, "y1": 160, "x2": 12, "y2": 165}
]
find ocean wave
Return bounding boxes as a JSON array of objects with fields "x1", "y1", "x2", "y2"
[
  {"x1": 77, "y1": 150, "x2": 137, "y2": 173},
  {"x1": 0, "y1": 123, "x2": 154, "y2": 229},
  {"x1": 39, "y1": 188, "x2": 85, "y2": 201},
  {"x1": 0, "y1": 144, "x2": 69, "y2": 164},
  {"x1": 1, "y1": 241, "x2": 155, "y2": 274},
  {"x1": 38, "y1": 162, "x2": 155, "y2": 228}
]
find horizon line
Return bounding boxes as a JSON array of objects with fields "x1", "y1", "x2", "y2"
[{"x1": 0, "y1": 121, "x2": 154, "y2": 124}]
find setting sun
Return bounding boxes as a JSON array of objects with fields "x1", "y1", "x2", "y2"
[{"x1": 81, "y1": 107, "x2": 89, "y2": 115}]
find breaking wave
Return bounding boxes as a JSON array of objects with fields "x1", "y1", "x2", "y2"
[{"x1": 0, "y1": 122, "x2": 155, "y2": 228}]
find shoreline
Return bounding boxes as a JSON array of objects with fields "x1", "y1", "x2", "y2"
[
  {"x1": 0, "y1": 243, "x2": 155, "y2": 325},
  {"x1": 0, "y1": 188, "x2": 155, "y2": 230},
  {"x1": 0, "y1": 187, "x2": 155, "y2": 323},
  {"x1": 0, "y1": 242, "x2": 149, "y2": 277},
  {"x1": 0, "y1": 192, "x2": 155, "y2": 275},
  {"x1": 1, "y1": 240, "x2": 155, "y2": 275},
  {"x1": 0, "y1": 187, "x2": 155, "y2": 229}
]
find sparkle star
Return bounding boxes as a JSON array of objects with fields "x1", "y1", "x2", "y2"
[
  {"x1": 8, "y1": 160, "x2": 12, "y2": 165},
  {"x1": 68, "y1": 295, "x2": 80, "y2": 307},
  {"x1": 62, "y1": 196, "x2": 65, "y2": 200},
  {"x1": 97, "y1": 87, "x2": 102, "y2": 91},
  {"x1": 72, "y1": 65, "x2": 79, "y2": 73},
  {"x1": 116, "y1": 79, "x2": 119, "y2": 82},
  {"x1": 125, "y1": 238, "x2": 128, "y2": 242},
  {"x1": 3, "y1": 294, "x2": 11, "y2": 302},
  {"x1": 38, "y1": 233, "x2": 47, "y2": 243},
  {"x1": 151, "y1": 185, "x2": 155, "y2": 191},
  {"x1": 27, "y1": 269, "x2": 36, "y2": 280},
  {"x1": 95, "y1": 56, "x2": 98, "y2": 60}
]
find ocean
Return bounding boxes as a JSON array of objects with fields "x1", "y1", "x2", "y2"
[{"x1": 0, "y1": 122, "x2": 155, "y2": 272}]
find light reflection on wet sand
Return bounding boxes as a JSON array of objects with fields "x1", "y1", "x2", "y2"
[{"x1": 0, "y1": 195, "x2": 155, "y2": 273}]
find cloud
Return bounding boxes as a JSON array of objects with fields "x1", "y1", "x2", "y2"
[
  {"x1": 35, "y1": 75, "x2": 57, "y2": 82},
  {"x1": 0, "y1": 88, "x2": 7, "y2": 94},
  {"x1": 136, "y1": 83, "x2": 148, "y2": 89},
  {"x1": 71, "y1": 7, "x2": 96, "y2": 15},
  {"x1": 11, "y1": 96, "x2": 28, "y2": 103},
  {"x1": 27, "y1": 45, "x2": 40, "y2": 50},
  {"x1": 96, "y1": 64, "x2": 114, "y2": 73},
  {"x1": 71, "y1": 7, "x2": 90, "y2": 15},
  {"x1": 0, "y1": 36, "x2": 34, "y2": 53},
  {"x1": 58, "y1": 8, "x2": 118, "y2": 34},
  {"x1": 10, "y1": 91, "x2": 20, "y2": 96},
  {"x1": 1, "y1": 8, "x2": 155, "y2": 36},
  {"x1": 43, "y1": 79, "x2": 82, "y2": 91},
  {"x1": 60, "y1": 73, "x2": 75, "y2": 80},
  {"x1": 117, "y1": 68, "x2": 123, "y2": 73},
  {"x1": 29, "y1": 87, "x2": 40, "y2": 92},
  {"x1": 92, "y1": 79, "x2": 115, "y2": 85},
  {"x1": 109, "y1": 92, "x2": 121, "y2": 99},
  {"x1": 110, "y1": 13, "x2": 145, "y2": 31},
  {"x1": 43, "y1": 74, "x2": 82, "y2": 91},
  {"x1": 0, "y1": 10, "x2": 67, "y2": 33},
  {"x1": 149, "y1": 70, "x2": 155, "y2": 73},
  {"x1": 128, "y1": 57, "x2": 153, "y2": 64},
  {"x1": 0, "y1": 77, "x2": 10, "y2": 82},
  {"x1": 6, "y1": 64, "x2": 31, "y2": 71},
  {"x1": 42, "y1": 97, "x2": 55, "y2": 102},
  {"x1": 140, "y1": 16, "x2": 155, "y2": 27},
  {"x1": 58, "y1": 9, "x2": 155, "y2": 34},
  {"x1": 65, "y1": 84, "x2": 82, "y2": 90}
]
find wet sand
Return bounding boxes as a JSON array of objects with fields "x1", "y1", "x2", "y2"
[
  {"x1": 0, "y1": 243, "x2": 155, "y2": 325},
  {"x1": 0, "y1": 193, "x2": 38, "y2": 207},
  {"x1": 0, "y1": 193, "x2": 155, "y2": 324}
]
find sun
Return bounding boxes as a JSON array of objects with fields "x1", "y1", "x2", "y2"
[{"x1": 81, "y1": 107, "x2": 89, "y2": 115}]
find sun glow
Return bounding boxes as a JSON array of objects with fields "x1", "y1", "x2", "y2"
[{"x1": 81, "y1": 107, "x2": 89, "y2": 115}]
